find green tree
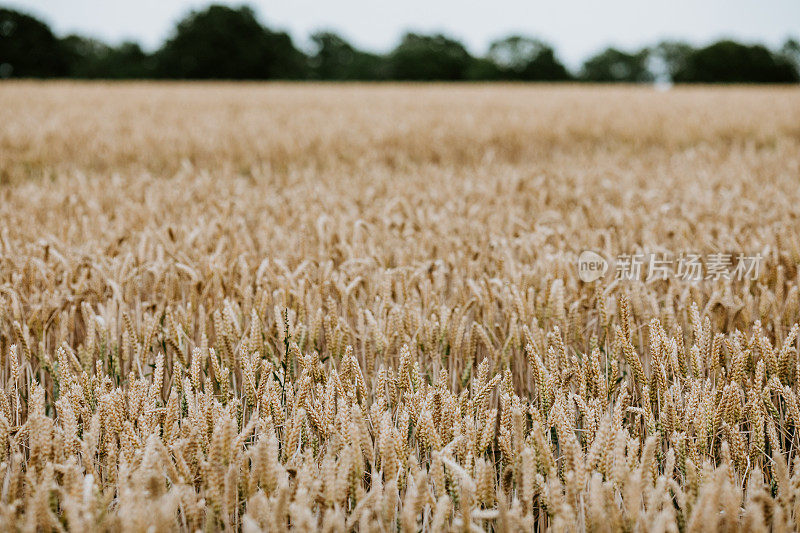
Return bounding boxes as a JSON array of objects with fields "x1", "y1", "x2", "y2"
[
  {"x1": 155, "y1": 4, "x2": 306, "y2": 79},
  {"x1": 60, "y1": 35, "x2": 152, "y2": 78},
  {"x1": 0, "y1": 8, "x2": 68, "y2": 77},
  {"x1": 466, "y1": 57, "x2": 502, "y2": 80},
  {"x1": 388, "y1": 33, "x2": 473, "y2": 80},
  {"x1": 651, "y1": 40, "x2": 694, "y2": 81},
  {"x1": 674, "y1": 40, "x2": 798, "y2": 83},
  {"x1": 487, "y1": 35, "x2": 571, "y2": 80},
  {"x1": 580, "y1": 47, "x2": 653, "y2": 82},
  {"x1": 309, "y1": 31, "x2": 386, "y2": 80},
  {"x1": 781, "y1": 38, "x2": 800, "y2": 72}
]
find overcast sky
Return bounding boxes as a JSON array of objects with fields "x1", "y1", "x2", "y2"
[{"x1": 8, "y1": 0, "x2": 800, "y2": 68}]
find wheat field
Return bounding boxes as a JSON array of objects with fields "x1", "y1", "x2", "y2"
[{"x1": 1, "y1": 82, "x2": 800, "y2": 531}]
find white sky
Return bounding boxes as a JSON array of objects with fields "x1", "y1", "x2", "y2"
[{"x1": 7, "y1": 0, "x2": 800, "y2": 68}]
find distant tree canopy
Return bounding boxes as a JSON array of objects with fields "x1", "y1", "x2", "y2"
[
  {"x1": 61, "y1": 36, "x2": 153, "y2": 78},
  {"x1": 488, "y1": 36, "x2": 571, "y2": 80},
  {"x1": 155, "y1": 5, "x2": 305, "y2": 79},
  {"x1": 388, "y1": 33, "x2": 473, "y2": 80},
  {"x1": 580, "y1": 47, "x2": 653, "y2": 82},
  {"x1": 0, "y1": 8, "x2": 67, "y2": 77},
  {"x1": 782, "y1": 39, "x2": 800, "y2": 72},
  {"x1": 651, "y1": 40, "x2": 695, "y2": 81},
  {"x1": 0, "y1": 4, "x2": 798, "y2": 83},
  {"x1": 309, "y1": 31, "x2": 385, "y2": 80},
  {"x1": 672, "y1": 40, "x2": 799, "y2": 83}
]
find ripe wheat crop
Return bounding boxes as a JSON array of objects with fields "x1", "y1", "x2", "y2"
[{"x1": 1, "y1": 82, "x2": 800, "y2": 531}]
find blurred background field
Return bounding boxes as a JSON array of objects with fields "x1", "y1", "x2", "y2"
[{"x1": 2, "y1": 82, "x2": 800, "y2": 184}]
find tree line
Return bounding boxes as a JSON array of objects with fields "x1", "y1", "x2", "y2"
[{"x1": 1, "y1": 4, "x2": 799, "y2": 82}]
